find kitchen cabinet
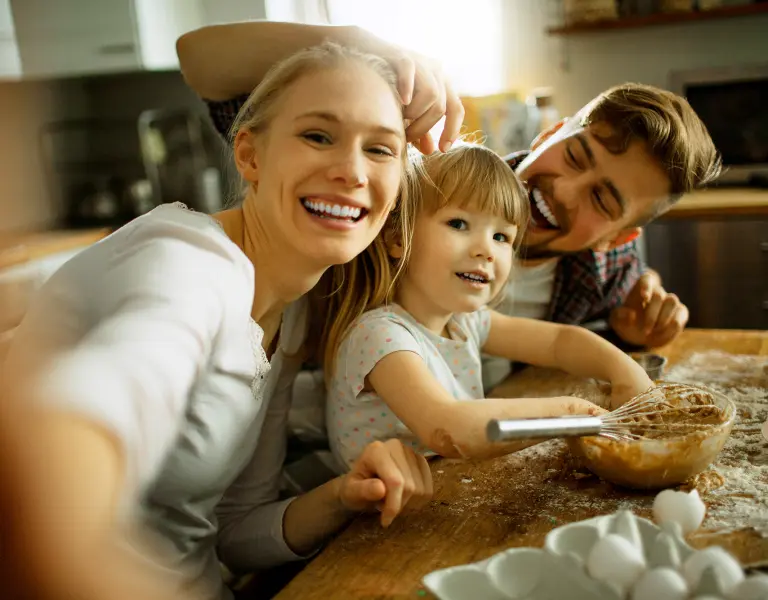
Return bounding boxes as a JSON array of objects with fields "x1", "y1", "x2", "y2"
[
  {"x1": 200, "y1": 0, "x2": 268, "y2": 24},
  {"x1": 644, "y1": 215, "x2": 768, "y2": 330},
  {"x1": 0, "y1": 0, "x2": 20, "y2": 79},
  {"x1": 10, "y1": 0, "x2": 205, "y2": 78}
]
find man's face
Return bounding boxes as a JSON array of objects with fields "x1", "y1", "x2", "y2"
[{"x1": 515, "y1": 119, "x2": 672, "y2": 259}]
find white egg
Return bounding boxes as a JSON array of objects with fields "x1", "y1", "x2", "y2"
[
  {"x1": 611, "y1": 509, "x2": 643, "y2": 552},
  {"x1": 587, "y1": 533, "x2": 647, "y2": 593},
  {"x1": 683, "y1": 547, "x2": 744, "y2": 594},
  {"x1": 648, "y1": 532, "x2": 682, "y2": 570},
  {"x1": 729, "y1": 573, "x2": 768, "y2": 600},
  {"x1": 631, "y1": 567, "x2": 688, "y2": 600},
  {"x1": 653, "y1": 489, "x2": 706, "y2": 535}
]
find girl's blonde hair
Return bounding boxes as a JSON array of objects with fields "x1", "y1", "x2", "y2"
[
  {"x1": 226, "y1": 41, "x2": 416, "y2": 370},
  {"x1": 320, "y1": 141, "x2": 529, "y2": 377}
]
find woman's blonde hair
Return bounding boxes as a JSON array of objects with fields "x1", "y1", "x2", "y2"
[
  {"x1": 319, "y1": 141, "x2": 530, "y2": 377},
  {"x1": 226, "y1": 41, "x2": 417, "y2": 370}
]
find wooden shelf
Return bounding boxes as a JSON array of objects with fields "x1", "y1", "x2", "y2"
[{"x1": 548, "y1": 3, "x2": 768, "y2": 35}]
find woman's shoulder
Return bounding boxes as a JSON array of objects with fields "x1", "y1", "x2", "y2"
[{"x1": 102, "y1": 203, "x2": 251, "y2": 276}]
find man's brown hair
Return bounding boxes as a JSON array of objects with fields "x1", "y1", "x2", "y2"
[{"x1": 580, "y1": 83, "x2": 722, "y2": 224}]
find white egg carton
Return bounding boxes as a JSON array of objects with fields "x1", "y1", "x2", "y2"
[{"x1": 422, "y1": 510, "x2": 768, "y2": 600}]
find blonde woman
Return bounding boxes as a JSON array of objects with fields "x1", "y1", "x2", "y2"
[
  {"x1": 326, "y1": 144, "x2": 654, "y2": 469},
  {"x1": 1, "y1": 42, "x2": 450, "y2": 600}
]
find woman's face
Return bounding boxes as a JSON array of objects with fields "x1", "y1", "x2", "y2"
[{"x1": 239, "y1": 63, "x2": 405, "y2": 268}]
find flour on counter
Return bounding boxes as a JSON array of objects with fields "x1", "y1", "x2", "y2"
[{"x1": 666, "y1": 351, "x2": 768, "y2": 536}]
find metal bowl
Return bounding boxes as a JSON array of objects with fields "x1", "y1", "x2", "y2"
[
  {"x1": 630, "y1": 352, "x2": 668, "y2": 380},
  {"x1": 568, "y1": 384, "x2": 736, "y2": 489}
]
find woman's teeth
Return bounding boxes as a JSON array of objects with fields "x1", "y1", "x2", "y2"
[
  {"x1": 532, "y1": 188, "x2": 559, "y2": 228},
  {"x1": 457, "y1": 272, "x2": 489, "y2": 284},
  {"x1": 301, "y1": 198, "x2": 364, "y2": 221}
]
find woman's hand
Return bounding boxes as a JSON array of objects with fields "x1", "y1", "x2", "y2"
[{"x1": 337, "y1": 439, "x2": 433, "y2": 528}]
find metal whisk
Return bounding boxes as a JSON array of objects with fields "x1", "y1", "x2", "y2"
[{"x1": 487, "y1": 383, "x2": 723, "y2": 444}]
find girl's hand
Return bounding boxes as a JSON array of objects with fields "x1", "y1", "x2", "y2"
[
  {"x1": 608, "y1": 374, "x2": 655, "y2": 411},
  {"x1": 567, "y1": 397, "x2": 608, "y2": 417},
  {"x1": 337, "y1": 439, "x2": 433, "y2": 528}
]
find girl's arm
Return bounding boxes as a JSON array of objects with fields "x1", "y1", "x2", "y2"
[
  {"x1": 483, "y1": 311, "x2": 653, "y2": 407},
  {"x1": 368, "y1": 350, "x2": 604, "y2": 460}
]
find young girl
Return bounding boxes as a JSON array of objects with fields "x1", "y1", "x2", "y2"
[{"x1": 327, "y1": 143, "x2": 654, "y2": 469}]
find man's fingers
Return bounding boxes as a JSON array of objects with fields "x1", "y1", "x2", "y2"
[{"x1": 642, "y1": 293, "x2": 664, "y2": 335}]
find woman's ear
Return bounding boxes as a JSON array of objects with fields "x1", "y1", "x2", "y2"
[
  {"x1": 234, "y1": 129, "x2": 259, "y2": 183},
  {"x1": 530, "y1": 118, "x2": 569, "y2": 151}
]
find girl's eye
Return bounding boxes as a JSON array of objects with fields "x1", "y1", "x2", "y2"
[
  {"x1": 447, "y1": 218, "x2": 468, "y2": 230},
  {"x1": 366, "y1": 146, "x2": 395, "y2": 158},
  {"x1": 493, "y1": 232, "x2": 509, "y2": 243},
  {"x1": 302, "y1": 131, "x2": 331, "y2": 144}
]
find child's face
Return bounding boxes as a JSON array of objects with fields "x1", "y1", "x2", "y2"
[{"x1": 399, "y1": 202, "x2": 518, "y2": 315}]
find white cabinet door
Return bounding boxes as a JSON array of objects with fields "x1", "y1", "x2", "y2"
[
  {"x1": 11, "y1": 0, "x2": 141, "y2": 77},
  {"x1": 200, "y1": 0, "x2": 268, "y2": 24},
  {"x1": 0, "y1": 0, "x2": 20, "y2": 79}
]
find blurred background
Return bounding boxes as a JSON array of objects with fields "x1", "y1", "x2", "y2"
[{"x1": 0, "y1": 0, "x2": 767, "y2": 356}]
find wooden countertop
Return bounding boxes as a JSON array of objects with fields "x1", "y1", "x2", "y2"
[
  {"x1": 664, "y1": 188, "x2": 768, "y2": 219},
  {"x1": 274, "y1": 329, "x2": 768, "y2": 600},
  {"x1": 0, "y1": 229, "x2": 110, "y2": 271}
]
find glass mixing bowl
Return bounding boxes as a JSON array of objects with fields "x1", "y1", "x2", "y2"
[{"x1": 568, "y1": 384, "x2": 736, "y2": 490}]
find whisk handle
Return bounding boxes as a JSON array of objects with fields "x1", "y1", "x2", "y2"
[{"x1": 487, "y1": 416, "x2": 603, "y2": 442}]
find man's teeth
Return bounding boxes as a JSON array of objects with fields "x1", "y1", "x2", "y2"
[
  {"x1": 458, "y1": 272, "x2": 488, "y2": 283},
  {"x1": 532, "y1": 188, "x2": 559, "y2": 228},
  {"x1": 302, "y1": 199, "x2": 362, "y2": 220}
]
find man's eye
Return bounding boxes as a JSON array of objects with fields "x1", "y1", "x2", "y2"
[
  {"x1": 567, "y1": 147, "x2": 581, "y2": 170},
  {"x1": 447, "y1": 219, "x2": 468, "y2": 230}
]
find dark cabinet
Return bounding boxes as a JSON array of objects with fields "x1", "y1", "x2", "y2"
[{"x1": 644, "y1": 216, "x2": 768, "y2": 329}]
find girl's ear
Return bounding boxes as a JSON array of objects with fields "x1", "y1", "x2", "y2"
[{"x1": 384, "y1": 227, "x2": 404, "y2": 259}]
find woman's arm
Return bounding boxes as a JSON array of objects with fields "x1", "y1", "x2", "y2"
[
  {"x1": 368, "y1": 351, "x2": 603, "y2": 461},
  {"x1": 176, "y1": 21, "x2": 463, "y2": 152},
  {"x1": 0, "y1": 224, "x2": 245, "y2": 598},
  {"x1": 483, "y1": 311, "x2": 653, "y2": 406},
  {"x1": 282, "y1": 437, "x2": 433, "y2": 552}
]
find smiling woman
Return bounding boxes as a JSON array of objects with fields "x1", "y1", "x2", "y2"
[{"x1": 0, "y1": 41, "x2": 434, "y2": 600}]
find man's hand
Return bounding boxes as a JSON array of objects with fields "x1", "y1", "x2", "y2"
[{"x1": 609, "y1": 272, "x2": 689, "y2": 348}]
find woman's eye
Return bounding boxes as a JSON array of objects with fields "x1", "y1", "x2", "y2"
[
  {"x1": 302, "y1": 132, "x2": 331, "y2": 144},
  {"x1": 493, "y1": 232, "x2": 509, "y2": 243},
  {"x1": 447, "y1": 218, "x2": 468, "y2": 230}
]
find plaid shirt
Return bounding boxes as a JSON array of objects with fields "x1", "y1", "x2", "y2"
[{"x1": 206, "y1": 99, "x2": 643, "y2": 326}]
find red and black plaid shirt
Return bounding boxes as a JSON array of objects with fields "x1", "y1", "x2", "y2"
[{"x1": 206, "y1": 98, "x2": 644, "y2": 327}]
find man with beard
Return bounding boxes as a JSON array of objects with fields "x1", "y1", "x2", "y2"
[{"x1": 482, "y1": 84, "x2": 720, "y2": 389}]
